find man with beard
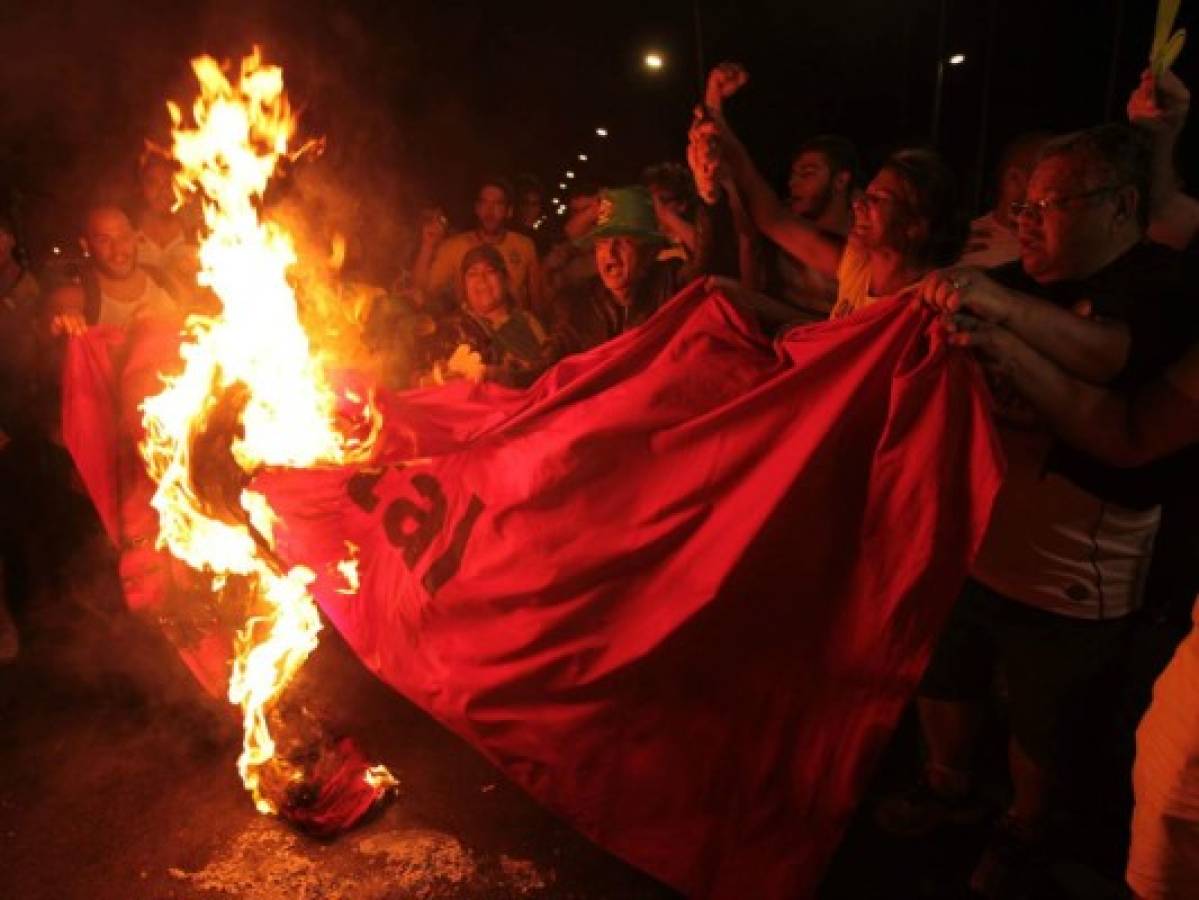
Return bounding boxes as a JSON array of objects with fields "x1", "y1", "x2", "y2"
[
  {"x1": 771, "y1": 135, "x2": 859, "y2": 320},
  {"x1": 48, "y1": 203, "x2": 179, "y2": 335},
  {"x1": 550, "y1": 186, "x2": 681, "y2": 356}
]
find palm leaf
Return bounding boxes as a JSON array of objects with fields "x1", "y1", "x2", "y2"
[
  {"x1": 1152, "y1": 27, "x2": 1187, "y2": 77},
  {"x1": 1153, "y1": 0, "x2": 1181, "y2": 59}
]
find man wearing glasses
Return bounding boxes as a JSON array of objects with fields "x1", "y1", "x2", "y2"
[{"x1": 881, "y1": 123, "x2": 1199, "y2": 894}]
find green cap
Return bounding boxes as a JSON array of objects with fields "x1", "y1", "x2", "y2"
[{"x1": 576, "y1": 186, "x2": 667, "y2": 247}]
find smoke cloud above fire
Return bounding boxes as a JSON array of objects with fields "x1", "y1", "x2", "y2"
[{"x1": 0, "y1": 0, "x2": 422, "y2": 285}]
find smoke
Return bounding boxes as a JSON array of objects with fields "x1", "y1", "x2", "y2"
[{"x1": 1, "y1": 1, "x2": 421, "y2": 279}]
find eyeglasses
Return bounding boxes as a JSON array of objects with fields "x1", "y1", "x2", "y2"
[{"x1": 1009, "y1": 184, "x2": 1126, "y2": 222}]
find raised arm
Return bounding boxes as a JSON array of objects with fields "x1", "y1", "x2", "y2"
[
  {"x1": 725, "y1": 181, "x2": 765, "y2": 290},
  {"x1": 687, "y1": 111, "x2": 763, "y2": 289},
  {"x1": 1128, "y1": 68, "x2": 1199, "y2": 250},
  {"x1": 696, "y1": 63, "x2": 845, "y2": 278}
]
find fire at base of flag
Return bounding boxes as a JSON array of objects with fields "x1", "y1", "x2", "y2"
[{"x1": 133, "y1": 48, "x2": 395, "y2": 825}]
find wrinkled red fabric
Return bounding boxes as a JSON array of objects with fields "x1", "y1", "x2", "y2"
[
  {"x1": 62, "y1": 324, "x2": 124, "y2": 545},
  {"x1": 64, "y1": 284, "x2": 1002, "y2": 897},
  {"x1": 260, "y1": 285, "x2": 1003, "y2": 897},
  {"x1": 62, "y1": 318, "x2": 231, "y2": 695}
]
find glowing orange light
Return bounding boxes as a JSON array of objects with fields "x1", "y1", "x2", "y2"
[{"x1": 141, "y1": 47, "x2": 388, "y2": 814}]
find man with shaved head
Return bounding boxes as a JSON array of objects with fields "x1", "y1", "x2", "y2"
[{"x1": 48, "y1": 203, "x2": 179, "y2": 336}]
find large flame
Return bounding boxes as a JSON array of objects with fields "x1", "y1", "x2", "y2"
[{"x1": 140, "y1": 48, "x2": 383, "y2": 813}]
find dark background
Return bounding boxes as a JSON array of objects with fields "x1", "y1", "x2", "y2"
[{"x1": 2, "y1": 0, "x2": 1196, "y2": 272}]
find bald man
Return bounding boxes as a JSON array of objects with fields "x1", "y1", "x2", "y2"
[{"x1": 49, "y1": 204, "x2": 178, "y2": 336}]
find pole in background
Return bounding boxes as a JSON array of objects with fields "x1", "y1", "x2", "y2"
[
  {"x1": 692, "y1": 0, "x2": 707, "y2": 99},
  {"x1": 931, "y1": 0, "x2": 949, "y2": 145},
  {"x1": 1104, "y1": 0, "x2": 1127, "y2": 121},
  {"x1": 970, "y1": 0, "x2": 999, "y2": 213}
]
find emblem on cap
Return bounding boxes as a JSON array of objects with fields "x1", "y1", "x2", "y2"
[{"x1": 596, "y1": 195, "x2": 615, "y2": 227}]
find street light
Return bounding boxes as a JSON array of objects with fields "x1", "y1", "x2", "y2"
[
  {"x1": 578, "y1": 153, "x2": 588, "y2": 162},
  {"x1": 645, "y1": 51, "x2": 664, "y2": 70},
  {"x1": 595, "y1": 127, "x2": 608, "y2": 137},
  {"x1": 948, "y1": 53, "x2": 966, "y2": 65},
  {"x1": 565, "y1": 171, "x2": 575, "y2": 179},
  {"x1": 559, "y1": 182, "x2": 567, "y2": 190}
]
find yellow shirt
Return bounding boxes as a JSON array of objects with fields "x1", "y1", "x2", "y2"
[
  {"x1": 829, "y1": 241, "x2": 924, "y2": 319},
  {"x1": 427, "y1": 230, "x2": 541, "y2": 311},
  {"x1": 829, "y1": 240, "x2": 874, "y2": 319}
]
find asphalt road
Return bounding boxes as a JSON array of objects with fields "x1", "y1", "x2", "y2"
[
  {"x1": 0, "y1": 591, "x2": 680, "y2": 900},
  {"x1": 0, "y1": 544, "x2": 1138, "y2": 900}
]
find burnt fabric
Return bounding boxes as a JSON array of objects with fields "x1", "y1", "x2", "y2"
[
  {"x1": 64, "y1": 282, "x2": 1002, "y2": 898},
  {"x1": 61, "y1": 316, "x2": 392, "y2": 829}
]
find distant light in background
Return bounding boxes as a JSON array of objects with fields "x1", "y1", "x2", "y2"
[
  {"x1": 559, "y1": 182, "x2": 567, "y2": 189},
  {"x1": 644, "y1": 51, "x2": 664, "y2": 70},
  {"x1": 565, "y1": 171, "x2": 575, "y2": 179},
  {"x1": 948, "y1": 53, "x2": 966, "y2": 65},
  {"x1": 552, "y1": 197, "x2": 560, "y2": 204},
  {"x1": 578, "y1": 153, "x2": 588, "y2": 161},
  {"x1": 595, "y1": 127, "x2": 609, "y2": 137}
]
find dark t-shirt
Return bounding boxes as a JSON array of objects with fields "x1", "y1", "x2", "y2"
[
  {"x1": 551, "y1": 259, "x2": 683, "y2": 357},
  {"x1": 990, "y1": 241, "x2": 1199, "y2": 508}
]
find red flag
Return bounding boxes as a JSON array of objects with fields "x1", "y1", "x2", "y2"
[
  {"x1": 64, "y1": 282, "x2": 1002, "y2": 897},
  {"x1": 258, "y1": 283, "x2": 1003, "y2": 897}
]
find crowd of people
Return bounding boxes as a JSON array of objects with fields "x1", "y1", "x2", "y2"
[{"x1": 2, "y1": 54, "x2": 1199, "y2": 899}]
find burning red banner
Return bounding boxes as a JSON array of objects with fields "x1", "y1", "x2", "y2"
[{"x1": 65, "y1": 283, "x2": 1002, "y2": 897}]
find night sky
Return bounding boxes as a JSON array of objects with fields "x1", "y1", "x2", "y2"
[{"x1": 2, "y1": 0, "x2": 1197, "y2": 270}]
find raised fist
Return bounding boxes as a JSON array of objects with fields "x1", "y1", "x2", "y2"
[
  {"x1": 1128, "y1": 68, "x2": 1190, "y2": 138},
  {"x1": 705, "y1": 62, "x2": 749, "y2": 113}
]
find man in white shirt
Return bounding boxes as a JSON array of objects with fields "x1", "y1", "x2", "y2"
[{"x1": 49, "y1": 204, "x2": 178, "y2": 336}]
